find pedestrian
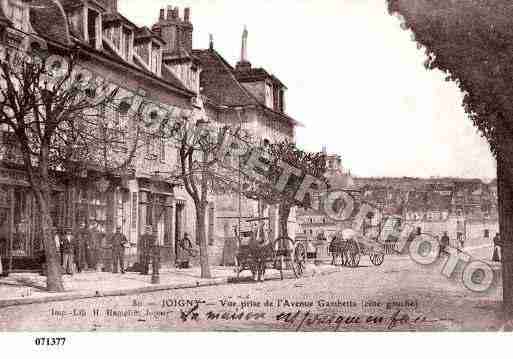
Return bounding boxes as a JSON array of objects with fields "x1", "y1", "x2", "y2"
[
  {"x1": 176, "y1": 232, "x2": 192, "y2": 269},
  {"x1": 61, "y1": 228, "x2": 74, "y2": 275},
  {"x1": 111, "y1": 226, "x2": 128, "y2": 274},
  {"x1": 139, "y1": 226, "x2": 154, "y2": 275},
  {"x1": 440, "y1": 231, "x2": 450, "y2": 256},
  {"x1": 458, "y1": 233, "x2": 465, "y2": 250},
  {"x1": 493, "y1": 233, "x2": 502, "y2": 262},
  {"x1": 74, "y1": 222, "x2": 90, "y2": 272}
]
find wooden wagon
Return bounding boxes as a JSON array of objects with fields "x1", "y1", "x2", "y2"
[
  {"x1": 329, "y1": 229, "x2": 385, "y2": 267},
  {"x1": 233, "y1": 219, "x2": 307, "y2": 281}
]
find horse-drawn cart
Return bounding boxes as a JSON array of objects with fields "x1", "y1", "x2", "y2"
[
  {"x1": 233, "y1": 219, "x2": 307, "y2": 281},
  {"x1": 329, "y1": 229, "x2": 385, "y2": 267}
]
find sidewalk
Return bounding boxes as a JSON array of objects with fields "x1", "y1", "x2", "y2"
[{"x1": 0, "y1": 264, "x2": 337, "y2": 308}]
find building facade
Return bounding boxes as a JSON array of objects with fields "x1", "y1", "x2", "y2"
[
  {"x1": 0, "y1": 0, "x2": 198, "y2": 269},
  {"x1": 0, "y1": 1, "x2": 299, "y2": 269}
]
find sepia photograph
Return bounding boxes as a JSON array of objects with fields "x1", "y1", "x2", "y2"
[{"x1": 0, "y1": 0, "x2": 511, "y2": 342}]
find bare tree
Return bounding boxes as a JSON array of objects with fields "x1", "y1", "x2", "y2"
[{"x1": 0, "y1": 43, "x2": 143, "y2": 291}]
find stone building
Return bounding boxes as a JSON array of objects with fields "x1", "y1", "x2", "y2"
[
  {"x1": 0, "y1": 0, "x2": 198, "y2": 270},
  {"x1": 0, "y1": 1, "x2": 300, "y2": 269}
]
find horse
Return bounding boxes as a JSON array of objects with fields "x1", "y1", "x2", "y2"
[{"x1": 247, "y1": 225, "x2": 273, "y2": 282}]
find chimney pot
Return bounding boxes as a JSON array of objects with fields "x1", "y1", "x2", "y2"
[
  {"x1": 172, "y1": 7, "x2": 179, "y2": 19},
  {"x1": 159, "y1": 8, "x2": 165, "y2": 20},
  {"x1": 167, "y1": 6, "x2": 173, "y2": 20},
  {"x1": 184, "y1": 8, "x2": 191, "y2": 22},
  {"x1": 106, "y1": 0, "x2": 118, "y2": 12}
]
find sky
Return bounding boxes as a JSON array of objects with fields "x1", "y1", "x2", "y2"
[{"x1": 119, "y1": 0, "x2": 497, "y2": 180}]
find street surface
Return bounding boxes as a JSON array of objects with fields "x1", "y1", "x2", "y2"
[{"x1": 0, "y1": 246, "x2": 506, "y2": 331}]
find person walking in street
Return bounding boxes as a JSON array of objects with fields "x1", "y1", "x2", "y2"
[
  {"x1": 440, "y1": 231, "x2": 450, "y2": 256},
  {"x1": 176, "y1": 232, "x2": 192, "y2": 269},
  {"x1": 61, "y1": 228, "x2": 74, "y2": 275},
  {"x1": 493, "y1": 232, "x2": 502, "y2": 262},
  {"x1": 111, "y1": 226, "x2": 128, "y2": 274}
]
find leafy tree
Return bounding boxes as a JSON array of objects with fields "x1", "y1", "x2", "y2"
[
  {"x1": 241, "y1": 140, "x2": 328, "y2": 240},
  {"x1": 0, "y1": 43, "x2": 142, "y2": 291},
  {"x1": 386, "y1": 0, "x2": 513, "y2": 314}
]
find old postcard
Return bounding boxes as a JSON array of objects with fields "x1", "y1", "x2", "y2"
[{"x1": 0, "y1": 0, "x2": 511, "y2": 335}]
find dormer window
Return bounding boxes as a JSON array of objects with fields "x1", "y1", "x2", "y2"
[
  {"x1": 87, "y1": 9, "x2": 102, "y2": 49},
  {"x1": 150, "y1": 43, "x2": 161, "y2": 75},
  {"x1": 122, "y1": 27, "x2": 132, "y2": 60},
  {"x1": 7, "y1": 0, "x2": 29, "y2": 32}
]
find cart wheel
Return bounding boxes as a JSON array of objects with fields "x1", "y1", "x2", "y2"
[
  {"x1": 292, "y1": 242, "x2": 307, "y2": 278},
  {"x1": 346, "y1": 239, "x2": 361, "y2": 268},
  {"x1": 370, "y1": 253, "x2": 385, "y2": 266}
]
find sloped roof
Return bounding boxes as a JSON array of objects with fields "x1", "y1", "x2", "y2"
[
  {"x1": 30, "y1": 0, "x2": 72, "y2": 45},
  {"x1": 192, "y1": 49, "x2": 257, "y2": 107},
  {"x1": 192, "y1": 48, "x2": 300, "y2": 126},
  {"x1": 135, "y1": 26, "x2": 165, "y2": 45}
]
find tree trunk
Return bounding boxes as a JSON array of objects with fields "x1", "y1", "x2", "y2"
[
  {"x1": 497, "y1": 153, "x2": 513, "y2": 317},
  {"x1": 196, "y1": 205, "x2": 211, "y2": 279},
  {"x1": 34, "y1": 185, "x2": 64, "y2": 292},
  {"x1": 278, "y1": 203, "x2": 292, "y2": 239}
]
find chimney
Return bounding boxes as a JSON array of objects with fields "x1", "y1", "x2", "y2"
[
  {"x1": 209, "y1": 33, "x2": 214, "y2": 50},
  {"x1": 155, "y1": 6, "x2": 194, "y2": 55},
  {"x1": 172, "y1": 7, "x2": 179, "y2": 19},
  {"x1": 160, "y1": 8, "x2": 165, "y2": 20},
  {"x1": 106, "y1": 0, "x2": 118, "y2": 12}
]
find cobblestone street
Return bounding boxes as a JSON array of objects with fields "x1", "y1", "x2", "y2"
[{"x1": 0, "y1": 247, "x2": 506, "y2": 331}]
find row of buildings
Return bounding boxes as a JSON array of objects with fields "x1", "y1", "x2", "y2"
[
  {"x1": 0, "y1": 0, "x2": 298, "y2": 269},
  {"x1": 296, "y1": 170, "x2": 499, "y2": 248}
]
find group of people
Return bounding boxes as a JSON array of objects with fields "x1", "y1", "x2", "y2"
[
  {"x1": 439, "y1": 230, "x2": 503, "y2": 262},
  {"x1": 53, "y1": 223, "x2": 128, "y2": 275},
  {"x1": 51, "y1": 224, "x2": 194, "y2": 276}
]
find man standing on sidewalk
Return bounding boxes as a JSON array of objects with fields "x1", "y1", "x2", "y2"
[
  {"x1": 176, "y1": 233, "x2": 192, "y2": 269},
  {"x1": 440, "y1": 232, "x2": 450, "y2": 256},
  {"x1": 111, "y1": 226, "x2": 128, "y2": 274},
  {"x1": 62, "y1": 228, "x2": 74, "y2": 275}
]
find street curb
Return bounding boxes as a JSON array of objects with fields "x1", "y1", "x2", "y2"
[{"x1": 0, "y1": 267, "x2": 338, "y2": 309}]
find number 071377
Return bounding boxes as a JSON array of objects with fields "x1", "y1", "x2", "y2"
[{"x1": 34, "y1": 337, "x2": 66, "y2": 346}]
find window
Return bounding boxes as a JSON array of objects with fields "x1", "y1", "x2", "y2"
[
  {"x1": 9, "y1": 2, "x2": 28, "y2": 32},
  {"x1": 145, "y1": 136, "x2": 157, "y2": 160},
  {"x1": 122, "y1": 28, "x2": 132, "y2": 60},
  {"x1": 150, "y1": 44, "x2": 161, "y2": 74},
  {"x1": 484, "y1": 229, "x2": 490, "y2": 238},
  {"x1": 145, "y1": 193, "x2": 153, "y2": 226},
  {"x1": 87, "y1": 9, "x2": 101, "y2": 49},
  {"x1": 160, "y1": 138, "x2": 166, "y2": 162}
]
